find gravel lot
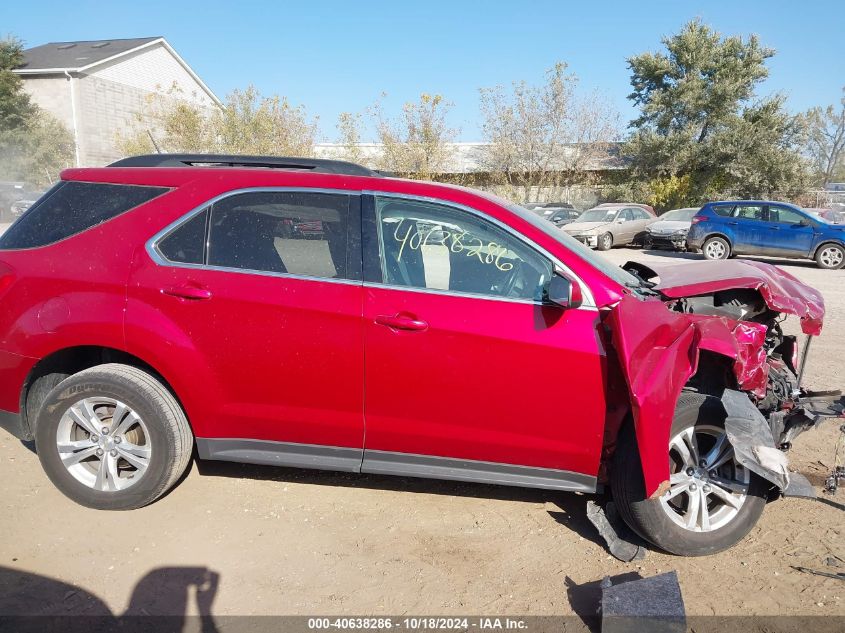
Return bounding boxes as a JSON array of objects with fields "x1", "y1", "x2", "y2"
[{"x1": 0, "y1": 243, "x2": 844, "y2": 621}]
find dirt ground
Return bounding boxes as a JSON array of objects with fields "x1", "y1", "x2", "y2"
[{"x1": 1, "y1": 245, "x2": 844, "y2": 621}]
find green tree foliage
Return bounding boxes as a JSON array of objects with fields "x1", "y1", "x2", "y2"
[
  {"x1": 118, "y1": 85, "x2": 318, "y2": 157},
  {"x1": 0, "y1": 36, "x2": 74, "y2": 186},
  {"x1": 624, "y1": 19, "x2": 811, "y2": 208}
]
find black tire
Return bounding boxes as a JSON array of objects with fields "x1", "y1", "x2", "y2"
[
  {"x1": 611, "y1": 392, "x2": 768, "y2": 556},
  {"x1": 815, "y1": 243, "x2": 845, "y2": 270},
  {"x1": 596, "y1": 232, "x2": 613, "y2": 251},
  {"x1": 702, "y1": 236, "x2": 730, "y2": 260},
  {"x1": 35, "y1": 364, "x2": 193, "y2": 510}
]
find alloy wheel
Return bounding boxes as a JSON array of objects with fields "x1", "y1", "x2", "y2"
[
  {"x1": 55, "y1": 397, "x2": 151, "y2": 492},
  {"x1": 659, "y1": 425, "x2": 749, "y2": 532},
  {"x1": 704, "y1": 240, "x2": 727, "y2": 259},
  {"x1": 819, "y1": 246, "x2": 843, "y2": 268}
]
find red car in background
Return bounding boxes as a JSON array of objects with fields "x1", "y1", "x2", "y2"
[{"x1": 0, "y1": 154, "x2": 840, "y2": 556}]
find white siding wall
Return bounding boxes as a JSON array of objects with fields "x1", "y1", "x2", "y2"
[{"x1": 88, "y1": 42, "x2": 214, "y2": 107}]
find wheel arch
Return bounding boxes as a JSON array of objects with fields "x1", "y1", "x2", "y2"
[
  {"x1": 702, "y1": 232, "x2": 733, "y2": 249},
  {"x1": 810, "y1": 239, "x2": 845, "y2": 259},
  {"x1": 20, "y1": 346, "x2": 189, "y2": 440}
]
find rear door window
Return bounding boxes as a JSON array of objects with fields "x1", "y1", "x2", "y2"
[
  {"x1": 157, "y1": 209, "x2": 209, "y2": 264},
  {"x1": 206, "y1": 191, "x2": 356, "y2": 280},
  {"x1": 732, "y1": 205, "x2": 764, "y2": 221},
  {"x1": 711, "y1": 205, "x2": 735, "y2": 217},
  {"x1": 0, "y1": 181, "x2": 169, "y2": 250}
]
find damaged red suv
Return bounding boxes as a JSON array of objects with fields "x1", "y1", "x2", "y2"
[{"x1": 0, "y1": 154, "x2": 841, "y2": 556}]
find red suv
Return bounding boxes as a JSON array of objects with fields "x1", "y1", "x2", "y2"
[{"x1": 0, "y1": 154, "x2": 840, "y2": 556}]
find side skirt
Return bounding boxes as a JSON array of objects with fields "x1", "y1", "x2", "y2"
[
  {"x1": 362, "y1": 450, "x2": 598, "y2": 493},
  {"x1": 195, "y1": 438, "x2": 598, "y2": 493},
  {"x1": 196, "y1": 438, "x2": 363, "y2": 473}
]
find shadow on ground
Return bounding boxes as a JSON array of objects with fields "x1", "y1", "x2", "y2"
[
  {"x1": 196, "y1": 459, "x2": 612, "y2": 550},
  {"x1": 0, "y1": 565, "x2": 220, "y2": 631}
]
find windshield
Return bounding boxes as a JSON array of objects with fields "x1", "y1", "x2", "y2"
[
  {"x1": 501, "y1": 201, "x2": 642, "y2": 289},
  {"x1": 660, "y1": 208, "x2": 698, "y2": 222},
  {"x1": 578, "y1": 208, "x2": 619, "y2": 223}
]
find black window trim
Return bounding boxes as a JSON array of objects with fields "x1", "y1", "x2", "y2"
[
  {"x1": 361, "y1": 191, "x2": 596, "y2": 308},
  {"x1": 147, "y1": 187, "x2": 363, "y2": 285}
]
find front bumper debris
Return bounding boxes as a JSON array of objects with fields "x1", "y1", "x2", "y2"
[
  {"x1": 570, "y1": 234, "x2": 598, "y2": 248},
  {"x1": 721, "y1": 389, "x2": 791, "y2": 490},
  {"x1": 645, "y1": 233, "x2": 687, "y2": 250}
]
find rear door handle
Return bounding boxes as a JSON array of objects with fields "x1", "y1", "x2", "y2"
[
  {"x1": 375, "y1": 314, "x2": 428, "y2": 332},
  {"x1": 161, "y1": 285, "x2": 212, "y2": 301}
]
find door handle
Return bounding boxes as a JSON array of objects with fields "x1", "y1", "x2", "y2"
[
  {"x1": 727, "y1": 221, "x2": 739, "y2": 225},
  {"x1": 375, "y1": 314, "x2": 428, "y2": 332},
  {"x1": 161, "y1": 285, "x2": 212, "y2": 300}
]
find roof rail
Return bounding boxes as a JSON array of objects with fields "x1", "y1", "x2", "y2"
[{"x1": 108, "y1": 154, "x2": 380, "y2": 177}]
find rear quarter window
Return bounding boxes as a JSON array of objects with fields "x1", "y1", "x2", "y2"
[{"x1": 0, "y1": 181, "x2": 169, "y2": 250}]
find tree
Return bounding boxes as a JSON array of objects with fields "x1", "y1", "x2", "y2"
[
  {"x1": 335, "y1": 111, "x2": 365, "y2": 164},
  {"x1": 0, "y1": 37, "x2": 74, "y2": 186},
  {"x1": 370, "y1": 93, "x2": 457, "y2": 179},
  {"x1": 624, "y1": 19, "x2": 811, "y2": 207},
  {"x1": 117, "y1": 85, "x2": 318, "y2": 157},
  {"x1": 804, "y1": 87, "x2": 845, "y2": 185},
  {"x1": 479, "y1": 63, "x2": 620, "y2": 202}
]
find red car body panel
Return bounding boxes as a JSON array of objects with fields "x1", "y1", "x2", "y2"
[
  {"x1": 364, "y1": 285, "x2": 608, "y2": 474},
  {"x1": 646, "y1": 259, "x2": 825, "y2": 335},
  {"x1": 606, "y1": 297, "x2": 772, "y2": 496},
  {"x1": 126, "y1": 252, "x2": 365, "y2": 447},
  {"x1": 0, "y1": 165, "x2": 828, "y2": 499}
]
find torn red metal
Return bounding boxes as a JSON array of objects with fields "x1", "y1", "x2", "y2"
[
  {"x1": 605, "y1": 259, "x2": 826, "y2": 498},
  {"x1": 644, "y1": 259, "x2": 825, "y2": 335}
]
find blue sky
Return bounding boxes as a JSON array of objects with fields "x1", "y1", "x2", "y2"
[{"x1": 3, "y1": 0, "x2": 843, "y2": 141}]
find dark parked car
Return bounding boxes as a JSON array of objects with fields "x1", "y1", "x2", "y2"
[
  {"x1": 0, "y1": 155, "x2": 841, "y2": 557},
  {"x1": 687, "y1": 201, "x2": 845, "y2": 269},
  {"x1": 547, "y1": 208, "x2": 581, "y2": 226}
]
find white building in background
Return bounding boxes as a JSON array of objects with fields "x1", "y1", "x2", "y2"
[{"x1": 14, "y1": 37, "x2": 221, "y2": 167}]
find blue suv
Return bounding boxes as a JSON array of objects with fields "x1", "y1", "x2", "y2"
[{"x1": 686, "y1": 201, "x2": 845, "y2": 269}]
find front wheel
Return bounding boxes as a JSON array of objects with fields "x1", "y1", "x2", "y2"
[
  {"x1": 611, "y1": 392, "x2": 768, "y2": 556},
  {"x1": 815, "y1": 243, "x2": 845, "y2": 269},
  {"x1": 596, "y1": 232, "x2": 613, "y2": 251},
  {"x1": 35, "y1": 364, "x2": 194, "y2": 510}
]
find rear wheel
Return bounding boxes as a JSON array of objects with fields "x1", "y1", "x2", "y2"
[
  {"x1": 612, "y1": 392, "x2": 768, "y2": 556},
  {"x1": 35, "y1": 364, "x2": 193, "y2": 510},
  {"x1": 815, "y1": 243, "x2": 845, "y2": 270},
  {"x1": 596, "y1": 232, "x2": 613, "y2": 251},
  {"x1": 702, "y1": 236, "x2": 730, "y2": 260}
]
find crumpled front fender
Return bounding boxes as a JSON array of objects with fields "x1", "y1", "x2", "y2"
[{"x1": 605, "y1": 295, "x2": 770, "y2": 497}]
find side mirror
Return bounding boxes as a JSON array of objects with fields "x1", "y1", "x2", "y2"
[
  {"x1": 547, "y1": 271, "x2": 583, "y2": 309},
  {"x1": 615, "y1": 218, "x2": 625, "y2": 224}
]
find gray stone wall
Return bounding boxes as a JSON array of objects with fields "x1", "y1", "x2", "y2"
[{"x1": 76, "y1": 74, "x2": 155, "y2": 166}]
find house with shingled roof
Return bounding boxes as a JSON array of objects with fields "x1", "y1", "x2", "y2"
[{"x1": 14, "y1": 37, "x2": 220, "y2": 166}]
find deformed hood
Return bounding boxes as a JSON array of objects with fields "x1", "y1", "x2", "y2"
[
  {"x1": 628, "y1": 259, "x2": 825, "y2": 335},
  {"x1": 648, "y1": 220, "x2": 691, "y2": 233}
]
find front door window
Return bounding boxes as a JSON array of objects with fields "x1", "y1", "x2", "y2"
[{"x1": 375, "y1": 196, "x2": 553, "y2": 302}]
